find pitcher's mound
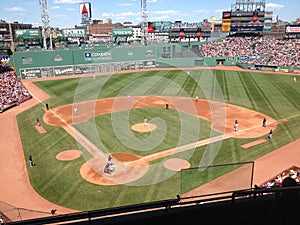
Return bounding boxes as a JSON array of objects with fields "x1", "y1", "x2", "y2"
[{"x1": 131, "y1": 123, "x2": 157, "y2": 132}]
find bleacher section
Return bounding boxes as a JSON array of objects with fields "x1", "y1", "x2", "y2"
[{"x1": 0, "y1": 65, "x2": 32, "y2": 112}]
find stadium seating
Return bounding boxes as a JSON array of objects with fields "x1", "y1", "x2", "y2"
[{"x1": 0, "y1": 65, "x2": 32, "y2": 113}]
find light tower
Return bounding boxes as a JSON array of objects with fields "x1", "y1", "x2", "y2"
[
  {"x1": 141, "y1": 0, "x2": 148, "y2": 46},
  {"x1": 39, "y1": 0, "x2": 53, "y2": 50}
]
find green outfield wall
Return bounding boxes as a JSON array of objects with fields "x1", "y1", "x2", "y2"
[{"x1": 10, "y1": 43, "x2": 237, "y2": 79}]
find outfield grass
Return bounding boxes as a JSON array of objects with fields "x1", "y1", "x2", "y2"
[{"x1": 17, "y1": 69, "x2": 300, "y2": 211}]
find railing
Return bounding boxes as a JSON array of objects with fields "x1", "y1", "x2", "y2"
[{"x1": 6, "y1": 184, "x2": 300, "y2": 225}]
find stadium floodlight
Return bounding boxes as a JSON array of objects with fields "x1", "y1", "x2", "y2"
[
  {"x1": 39, "y1": 0, "x2": 53, "y2": 50},
  {"x1": 141, "y1": 0, "x2": 148, "y2": 46}
]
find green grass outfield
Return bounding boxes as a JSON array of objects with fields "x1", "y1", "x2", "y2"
[{"x1": 17, "y1": 69, "x2": 300, "y2": 211}]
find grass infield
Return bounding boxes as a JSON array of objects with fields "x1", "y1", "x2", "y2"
[{"x1": 17, "y1": 69, "x2": 300, "y2": 211}]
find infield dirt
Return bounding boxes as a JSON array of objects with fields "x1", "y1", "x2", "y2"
[{"x1": 0, "y1": 66, "x2": 299, "y2": 218}]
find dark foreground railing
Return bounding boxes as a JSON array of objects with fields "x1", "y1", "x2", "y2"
[{"x1": 5, "y1": 183, "x2": 300, "y2": 225}]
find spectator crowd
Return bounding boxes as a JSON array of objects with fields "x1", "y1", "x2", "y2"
[
  {"x1": 260, "y1": 166, "x2": 300, "y2": 188},
  {"x1": 0, "y1": 65, "x2": 32, "y2": 112},
  {"x1": 200, "y1": 36, "x2": 300, "y2": 67}
]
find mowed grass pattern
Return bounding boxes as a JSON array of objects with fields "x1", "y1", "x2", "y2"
[
  {"x1": 75, "y1": 106, "x2": 216, "y2": 155},
  {"x1": 17, "y1": 69, "x2": 300, "y2": 211}
]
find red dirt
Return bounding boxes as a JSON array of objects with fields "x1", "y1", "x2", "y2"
[
  {"x1": 164, "y1": 158, "x2": 191, "y2": 171},
  {"x1": 241, "y1": 139, "x2": 267, "y2": 149},
  {"x1": 43, "y1": 95, "x2": 279, "y2": 186},
  {"x1": 56, "y1": 150, "x2": 82, "y2": 161},
  {"x1": 80, "y1": 153, "x2": 148, "y2": 185},
  {"x1": 34, "y1": 125, "x2": 47, "y2": 134},
  {"x1": 0, "y1": 66, "x2": 299, "y2": 221},
  {"x1": 0, "y1": 85, "x2": 78, "y2": 219},
  {"x1": 131, "y1": 123, "x2": 157, "y2": 132},
  {"x1": 44, "y1": 96, "x2": 278, "y2": 139}
]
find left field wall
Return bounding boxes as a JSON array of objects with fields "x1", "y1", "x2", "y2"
[
  {"x1": 9, "y1": 44, "x2": 238, "y2": 80},
  {"x1": 11, "y1": 46, "x2": 159, "y2": 79}
]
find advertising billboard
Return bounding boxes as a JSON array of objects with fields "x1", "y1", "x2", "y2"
[
  {"x1": 62, "y1": 29, "x2": 86, "y2": 38},
  {"x1": 151, "y1": 21, "x2": 171, "y2": 33},
  {"x1": 112, "y1": 28, "x2": 133, "y2": 37},
  {"x1": 15, "y1": 29, "x2": 41, "y2": 39},
  {"x1": 285, "y1": 25, "x2": 300, "y2": 34},
  {"x1": 80, "y1": 2, "x2": 92, "y2": 25},
  {"x1": 263, "y1": 11, "x2": 273, "y2": 32},
  {"x1": 222, "y1": 11, "x2": 231, "y2": 33}
]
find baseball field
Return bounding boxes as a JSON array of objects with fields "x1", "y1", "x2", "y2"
[{"x1": 2, "y1": 66, "x2": 300, "y2": 216}]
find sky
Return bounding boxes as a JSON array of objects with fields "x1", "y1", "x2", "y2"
[{"x1": 0, "y1": 0, "x2": 299, "y2": 28}]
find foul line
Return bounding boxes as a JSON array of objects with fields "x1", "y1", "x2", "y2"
[
  {"x1": 29, "y1": 88, "x2": 285, "y2": 172},
  {"x1": 28, "y1": 86, "x2": 107, "y2": 161}
]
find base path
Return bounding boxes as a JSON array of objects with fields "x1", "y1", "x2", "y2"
[
  {"x1": 0, "y1": 81, "x2": 78, "y2": 220},
  {"x1": 43, "y1": 94, "x2": 280, "y2": 186},
  {"x1": 0, "y1": 67, "x2": 299, "y2": 221}
]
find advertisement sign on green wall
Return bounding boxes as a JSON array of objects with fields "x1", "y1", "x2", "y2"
[
  {"x1": 62, "y1": 29, "x2": 86, "y2": 38},
  {"x1": 112, "y1": 28, "x2": 133, "y2": 37},
  {"x1": 15, "y1": 29, "x2": 41, "y2": 39}
]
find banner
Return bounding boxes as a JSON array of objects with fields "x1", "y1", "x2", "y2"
[
  {"x1": 286, "y1": 25, "x2": 300, "y2": 34},
  {"x1": 112, "y1": 28, "x2": 133, "y2": 37},
  {"x1": 15, "y1": 29, "x2": 41, "y2": 39},
  {"x1": 264, "y1": 11, "x2": 273, "y2": 32},
  {"x1": 80, "y1": 2, "x2": 92, "y2": 25},
  {"x1": 222, "y1": 12, "x2": 231, "y2": 33},
  {"x1": 151, "y1": 21, "x2": 171, "y2": 33},
  {"x1": 62, "y1": 29, "x2": 86, "y2": 38}
]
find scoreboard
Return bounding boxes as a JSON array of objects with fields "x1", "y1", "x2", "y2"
[
  {"x1": 222, "y1": 10, "x2": 265, "y2": 32},
  {"x1": 169, "y1": 28, "x2": 202, "y2": 39}
]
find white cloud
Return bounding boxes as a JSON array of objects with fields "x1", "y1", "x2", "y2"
[
  {"x1": 266, "y1": 3, "x2": 284, "y2": 10},
  {"x1": 54, "y1": 0, "x2": 83, "y2": 4},
  {"x1": 149, "y1": 15, "x2": 171, "y2": 21},
  {"x1": 101, "y1": 11, "x2": 140, "y2": 22},
  {"x1": 51, "y1": 6, "x2": 61, "y2": 10},
  {"x1": 25, "y1": 2, "x2": 38, "y2": 5},
  {"x1": 66, "y1": 8, "x2": 75, "y2": 11},
  {"x1": 116, "y1": 11, "x2": 140, "y2": 17},
  {"x1": 118, "y1": 3, "x2": 134, "y2": 7},
  {"x1": 153, "y1": 9, "x2": 180, "y2": 16},
  {"x1": 54, "y1": 14, "x2": 67, "y2": 18},
  {"x1": 102, "y1": 11, "x2": 139, "y2": 19},
  {"x1": 102, "y1": 13, "x2": 112, "y2": 17},
  {"x1": 5, "y1": 7, "x2": 26, "y2": 12},
  {"x1": 194, "y1": 9, "x2": 210, "y2": 14},
  {"x1": 214, "y1": 8, "x2": 230, "y2": 13}
]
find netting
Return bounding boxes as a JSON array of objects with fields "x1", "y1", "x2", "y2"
[{"x1": 0, "y1": 201, "x2": 52, "y2": 222}]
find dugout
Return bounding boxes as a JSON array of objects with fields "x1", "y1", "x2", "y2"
[{"x1": 216, "y1": 58, "x2": 225, "y2": 66}]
